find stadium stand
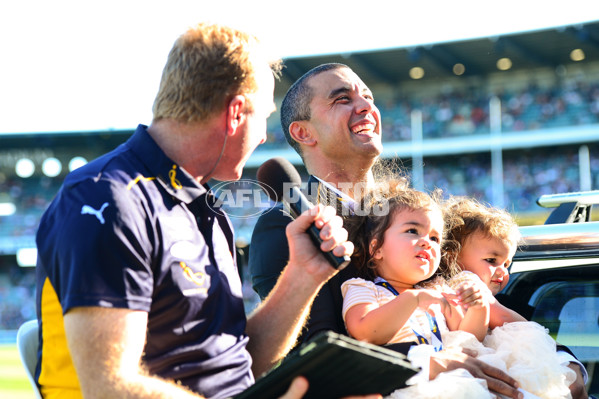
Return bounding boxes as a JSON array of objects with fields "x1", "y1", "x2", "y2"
[
  {"x1": 263, "y1": 67, "x2": 599, "y2": 146},
  {"x1": 1, "y1": 21, "x2": 598, "y2": 330}
]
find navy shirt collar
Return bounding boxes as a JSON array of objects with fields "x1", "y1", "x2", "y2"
[{"x1": 128, "y1": 124, "x2": 208, "y2": 204}]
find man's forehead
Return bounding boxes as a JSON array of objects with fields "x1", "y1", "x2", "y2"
[{"x1": 310, "y1": 67, "x2": 369, "y2": 94}]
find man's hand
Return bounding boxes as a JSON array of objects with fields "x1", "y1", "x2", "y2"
[
  {"x1": 285, "y1": 204, "x2": 353, "y2": 283},
  {"x1": 430, "y1": 348, "x2": 523, "y2": 399},
  {"x1": 278, "y1": 376, "x2": 382, "y2": 399},
  {"x1": 567, "y1": 362, "x2": 589, "y2": 399},
  {"x1": 246, "y1": 205, "x2": 353, "y2": 375}
]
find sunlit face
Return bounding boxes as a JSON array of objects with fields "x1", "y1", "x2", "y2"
[
  {"x1": 372, "y1": 207, "x2": 443, "y2": 290},
  {"x1": 302, "y1": 67, "x2": 382, "y2": 163},
  {"x1": 220, "y1": 61, "x2": 276, "y2": 180},
  {"x1": 457, "y1": 231, "x2": 517, "y2": 295}
]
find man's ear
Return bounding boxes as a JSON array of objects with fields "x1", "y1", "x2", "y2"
[
  {"x1": 226, "y1": 95, "x2": 247, "y2": 136},
  {"x1": 289, "y1": 121, "x2": 316, "y2": 146}
]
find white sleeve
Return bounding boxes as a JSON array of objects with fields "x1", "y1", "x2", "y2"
[
  {"x1": 341, "y1": 278, "x2": 378, "y2": 321},
  {"x1": 556, "y1": 351, "x2": 589, "y2": 384}
]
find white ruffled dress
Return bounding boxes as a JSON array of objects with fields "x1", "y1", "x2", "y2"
[{"x1": 386, "y1": 271, "x2": 576, "y2": 399}]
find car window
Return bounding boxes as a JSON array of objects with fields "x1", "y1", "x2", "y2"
[
  {"x1": 527, "y1": 280, "x2": 599, "y2": 393},
  {"x1": 557, "y1": 296, "x2": 599, "y2": 357},
  {"x1": 529, "y1": 281, "x2": 599, "y2": 351}
]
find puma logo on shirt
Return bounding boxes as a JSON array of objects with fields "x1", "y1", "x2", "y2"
[{"x1": 81, "y1": 202, "x2": 109, "y2": 224}]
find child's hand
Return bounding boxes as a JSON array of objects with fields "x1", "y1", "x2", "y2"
[
  {"x1": 415, "y1": 289, "x2": 457, "y2": 315},
  {"x1": 453, "y1": 281, "x2": 490, "y2": 310}
]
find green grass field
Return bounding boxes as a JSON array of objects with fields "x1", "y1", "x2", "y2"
[{"x1": 0, "y1": 344, "x2": 36, "y2": 399}]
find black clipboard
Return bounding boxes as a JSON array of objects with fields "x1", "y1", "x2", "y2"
[{"x1": 234, "y1": 331, "x2": 419, "y2": 399}]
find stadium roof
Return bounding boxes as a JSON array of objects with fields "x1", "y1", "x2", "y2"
[
  {"x1": 275, "y1": 20, "x2": 599, "y2": 96},
  {"x1": 2, "y1": 18, "x2": 598, "y2": 136}
]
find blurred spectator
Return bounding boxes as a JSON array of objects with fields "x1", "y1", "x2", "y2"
[{"x1": 0, "y1": 266, "x2": 36, "y2": 329}]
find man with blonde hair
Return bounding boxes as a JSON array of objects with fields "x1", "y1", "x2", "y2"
[{"x1": 35, "y1": 23, "x2": 361, "y2": 399}]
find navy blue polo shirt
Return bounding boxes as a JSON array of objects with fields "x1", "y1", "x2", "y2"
[{"x1": 36, "y1": 124, "x2": 253, "y2": 399}]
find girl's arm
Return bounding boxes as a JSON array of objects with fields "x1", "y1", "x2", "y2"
[
  {"x1": 344, "y1": 289, "x2": 451, "y2": 345},
  {"x1": 444, "y1": 282, "x2": 490, "y2": 341},
  {"x1": 456, "y1": 305, "x2": 489, "y2": 341},
  {"x1": 489, "y1": 296, "x2": 526, "y2": 329}
]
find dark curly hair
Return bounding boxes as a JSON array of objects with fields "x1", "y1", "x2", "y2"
[{"x1": 345, "y1": 179, "x2": 459, "y2": 282}]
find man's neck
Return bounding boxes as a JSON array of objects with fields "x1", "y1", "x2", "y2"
[
  {"x1": 309, "y1": 164, "x2": 375, "y2": 199},
  {"x1": 147, "y1": 118, "x2": 224, "y2": 184}
]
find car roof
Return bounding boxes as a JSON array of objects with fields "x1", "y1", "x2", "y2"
[{"x1": 512, "y1": 190, "x2": 599, "y2": 271}]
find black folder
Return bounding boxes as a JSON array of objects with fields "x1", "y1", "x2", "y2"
[{"x1": 234, "y1": 331, "x2": 419, "y2": 399}]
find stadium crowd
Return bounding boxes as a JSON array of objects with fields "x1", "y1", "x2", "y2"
[
  {"x1": 382, "y1": 79, "x2": 599, "y2": 140},
  {"x1": 0, "y1": 266, "x2": 35, "y2": 330},
  {"x1": 422, "y1": 143, "x2": 598, "y2": 212}
]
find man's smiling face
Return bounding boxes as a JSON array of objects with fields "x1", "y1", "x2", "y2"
[{"x1": 302, "y1": 67, "x2": 382, "y2": 163}]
